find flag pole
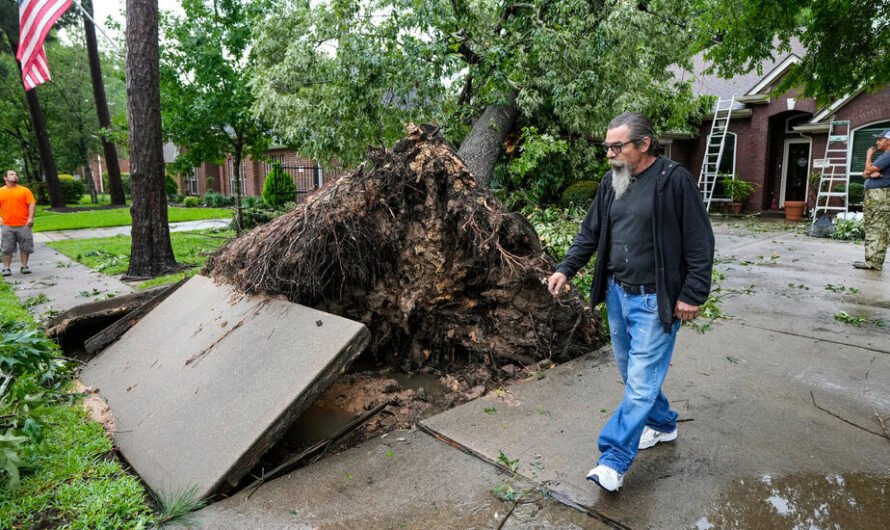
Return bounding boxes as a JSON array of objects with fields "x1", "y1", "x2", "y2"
[{"x1": 71, "y1": 0, "x2": 123, "y2": 55}]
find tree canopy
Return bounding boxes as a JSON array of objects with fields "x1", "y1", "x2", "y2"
[
  {"x1": 691, "y1": 0, "x2": 890, "y2": 104},
  {"x1": 251, "y1": 0, "x2": 707, "y2": 203},
  {"x1": 161, "y1": 0, "x2": 275, "y2": 227}
]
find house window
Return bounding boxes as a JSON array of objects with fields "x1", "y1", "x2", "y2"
[
  {"x1": 707, "y1": 132, "x2": 737, "y2": 176},
  {"x1": 785, "y1": 114, "x2": 809, "y2": 133},
  {"x1": 851, "y1": 121, "x2": 890, "y2": 185},
  {"x1": 227, "y1": 158, "x2": 247, "y2": 194},
  {"x1": 264, "y1": 155, "x2": 286, "y2": 177},
  {"x1": 187, "y1": 169, "x2": 198, "y2": 195}
]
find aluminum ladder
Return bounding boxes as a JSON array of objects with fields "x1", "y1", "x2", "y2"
[
  {"x1": 697, "y1": 96, "x2": 735, "y2": 211},
  {"x1": 811, "y1": 120, "x2": 851, "y2": 221}
]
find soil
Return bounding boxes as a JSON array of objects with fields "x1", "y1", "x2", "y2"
[{"x1": 245, "y1": 358, "x2": 559, "y2": 487}]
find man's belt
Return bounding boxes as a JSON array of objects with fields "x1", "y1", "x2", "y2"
[{"x1": 616, "y1": 279, "x2": 656, "y2": 295}]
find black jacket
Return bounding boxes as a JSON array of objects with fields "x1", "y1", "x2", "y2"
[{"x1": 556, "y1": 157, "x2": 715, "y2": 332}]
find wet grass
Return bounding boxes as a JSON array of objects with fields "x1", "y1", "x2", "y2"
[
  {"x1": 0, "y1": 281, "x2": 156, "y2": 528},
  {"x1": 34, "y1": 206, "x2": 231, "y2": 232},
  {"x1": 47, "y1": 229, "x2": 234, "y2": 289}
]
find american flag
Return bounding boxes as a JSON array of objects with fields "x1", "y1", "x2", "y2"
[{"x1": 16, "y1": 0, "x2": 73, "y2": 91}]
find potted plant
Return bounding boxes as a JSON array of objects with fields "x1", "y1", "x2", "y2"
[{"x1": 719, "y1": 175, "x2": 756, "y2": 215}]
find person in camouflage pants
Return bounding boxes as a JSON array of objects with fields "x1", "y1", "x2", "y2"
[{"x1": 856, "y1": 130, "x2": 890, "y2": 271}]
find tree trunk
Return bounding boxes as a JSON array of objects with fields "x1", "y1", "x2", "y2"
[
  {"x1": 2, "y1": 31, "x2": 64, "y2": 207},
  {"x1": 232, "y1": 142, "x2": 244, "y2": 234},
  {"x1": 24, "y1": 88, "x2": 65, "y2": 207},
  {"x1": 83, "y1": 0, "x2": 126, "y2": 205},
  {"x1": 125, "y1": 0, "x2": 177, "y2": 279},
  {"x1": 456, "y1": 99, "x2": 520, "y2": 188},
  {"x1": 83, "y1": 162, "x2": 98, "y2": 204}
]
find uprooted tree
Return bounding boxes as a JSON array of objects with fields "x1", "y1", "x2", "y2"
[{"x1": 205, "y1": 125, "x2": 598, "y2": 368}]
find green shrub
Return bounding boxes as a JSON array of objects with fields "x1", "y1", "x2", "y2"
[
  {"x1": 166, "y1": 174, "x2": 179, "y2": 196},
  {"x1": 238, "y1": 202, "x2": 294, "y2": 230},
  {"x1": 58, "y1": 174, "x2": 88, "y2": 204},
  {"x1": 102, "y1": 172, "x2": 131, "y2": 197},
  {"x1": 202, "y1": 191, "x2": 235, "y2": 208},
  {"x1": 182, "y1": 196, "x2": 201, "y2": 208},
  {"x1": 169, "y1": 193, "x2": 185, "y2": 204},
  {"x1": 719, "y1": 175, "x2": 757, "y2": 202},
  {"x1": 831, "y1": 216, "x2": 865, "y2": 241},
  {"x1": 837, "y1": 183, "x2": 865, "y2": 205},
  {"x1": 262, "y1": 164, "x2": 297, "y2": 208},
  {"x1": 241, "y1": 195, "x2": 266, "y2": 209},
  {"x1": 526, "y1": 205, "x2": 594, "y2": 302},
  {"x1": 560, "y1": 180, "x2": 599, "y2": 208}
]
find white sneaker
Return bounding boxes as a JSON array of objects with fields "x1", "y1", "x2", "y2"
[
  {"x1": 638, "y1": 426, "x2": 678, "y2": 450},
  {"x1": 586, "y1": 464, "x2": 624, "y2": 492}
]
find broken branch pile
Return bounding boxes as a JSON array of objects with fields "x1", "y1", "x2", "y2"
[{"x1": 205, "y1": 124, "x2": 599, "y2": 368}]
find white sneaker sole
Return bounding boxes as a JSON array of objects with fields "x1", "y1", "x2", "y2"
[
  {"x1": 638, "y1": 429, "x2": 678, "y2": 449},
  {"x1": 586, "y1": 468, "x2": 622, "y2": 492}
]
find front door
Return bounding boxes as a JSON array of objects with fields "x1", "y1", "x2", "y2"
[{"x1": 782, "y1": 141, "x2": 811, "y2": 205}]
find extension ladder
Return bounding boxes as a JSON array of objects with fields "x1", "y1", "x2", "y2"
[
  {"x1": 698, "y1": 96, "x2": 735, "y2": 211},
  {"x1": 811, "y1": 120, "x2": 851, "y2": 221}
]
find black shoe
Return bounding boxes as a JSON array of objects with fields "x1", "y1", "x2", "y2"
[
  {"x1": 20, "y1": 266, "x2": 31, "y2": 274},
  {"x1": 852, "y1": 261, "x2": 876, "y2": 270}
]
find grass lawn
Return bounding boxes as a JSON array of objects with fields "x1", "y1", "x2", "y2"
[
  {"x1": 0, "y1": 281, "x2": 156, "y2": 528},
  {"x1": 47, "y1": 229, "x2": 235, "y2": 289},
  {"x1": 34, "y1": 206, "x2": 232, "y2": 232}
]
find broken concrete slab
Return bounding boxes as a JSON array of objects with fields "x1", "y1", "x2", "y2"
[
  {"x1": 83, "y1": 279, "x2": 186, "y2": 355},
  {"x1": 45, "y1": 282, "x2": 180, "y2": 342},
  {"x1": 79, "y1": 275, "x2": 370, "y2": 500},
  {"x1": 421, "y1": 323, "x2": 890, "y2": 529},
  {"x1": 179, "y1": 429, "x2": 609, "y2": 530}
]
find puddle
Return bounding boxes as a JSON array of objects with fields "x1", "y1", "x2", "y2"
[
  {"x1": 283, "y1": 370, "x2": 450, "y2": 446},
  {"x1": 284, "y1": 402, "x2": 359, "y2": 445},
  {"x1": 697, "y1": 472, "x2": 889, "y2": 529}
]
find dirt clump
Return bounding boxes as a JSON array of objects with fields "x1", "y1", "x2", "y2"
[{"x1": 205, "y1": 124, "x2": 599, "y2": 370}]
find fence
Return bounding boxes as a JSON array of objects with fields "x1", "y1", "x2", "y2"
[{"x1": 265, "y1": 164, "x2": 323, "y2": 205}]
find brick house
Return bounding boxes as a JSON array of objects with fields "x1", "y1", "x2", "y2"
[
  {"x1": 176, "y1": 146, "x2": 346, "y2": 201},
  {"x1": 667, "y1": 48, "x2": 890, "y2": 213}
]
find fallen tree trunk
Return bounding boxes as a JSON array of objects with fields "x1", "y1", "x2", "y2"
[{"x1": 205, "y1": 124, "x2": 599, "y2": 369}]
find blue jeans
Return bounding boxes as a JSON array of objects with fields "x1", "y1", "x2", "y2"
[{"x1": 597, "y1": 276, "x2": 680, "y2": 474}]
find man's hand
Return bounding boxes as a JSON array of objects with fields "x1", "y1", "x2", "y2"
[
  {"x1": 674, "y1": 300, "x2": 700, "y2": 322},
  {"x1": 26, "y1": 219, "x2": 34, "y2": 227},
  {"x1": 547, "y1": 272, "x2": 568, "y2": 297}
]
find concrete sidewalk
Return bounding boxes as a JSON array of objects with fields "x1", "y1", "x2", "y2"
[
  {"x1": 189, "y1": 219, "x2": 890, "y2": 529},
  {"x1": 34, "y1": 219, "x2": 230, "y2": 243},
  {"x1": 3, "y1": 220, "x2": 229, "y2": 318}
]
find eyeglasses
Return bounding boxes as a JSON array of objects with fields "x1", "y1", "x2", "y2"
[{"x1": 601, "y1": 137, "x2": 644, "y2": 154}]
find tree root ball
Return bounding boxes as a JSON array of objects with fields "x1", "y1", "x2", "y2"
[{"x1": 204, "y1": 124, "x2": 600, "y2": 369}]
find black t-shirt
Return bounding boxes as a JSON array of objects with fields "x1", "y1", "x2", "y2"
[{"x1": 607, "y1": 158, "x2": 661, "y2": 286}]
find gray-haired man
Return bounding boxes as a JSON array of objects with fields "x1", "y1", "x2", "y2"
[{"x1": 547, "y1": 112, "x2": 714, "y2": 491}]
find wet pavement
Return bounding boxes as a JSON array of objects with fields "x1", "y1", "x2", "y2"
[
  {"x1": 189, "y1": 218, "x2": 889, "y2": 529},
  {"x1": 11, "y1": 217, "x2": 890, "y2": 528}
]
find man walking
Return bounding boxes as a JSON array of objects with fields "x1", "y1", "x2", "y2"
[
  {"x1": 547, "y1": 112, "x2": 714, "y2": 492},
  {"x1": 0, "y1": 170, "x2": 37, "y2": 276},
  {"x1": 853, "y1": 130, "x2": 890, "y2": 271}
]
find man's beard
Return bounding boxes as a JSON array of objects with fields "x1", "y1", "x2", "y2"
[{"x1": 610, "y1": 160, "x2": 632, "y2": 199}]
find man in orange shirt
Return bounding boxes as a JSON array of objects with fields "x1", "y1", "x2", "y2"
[{"x1": 0, "y1": 170, "x2": 36, "y2": 276}]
